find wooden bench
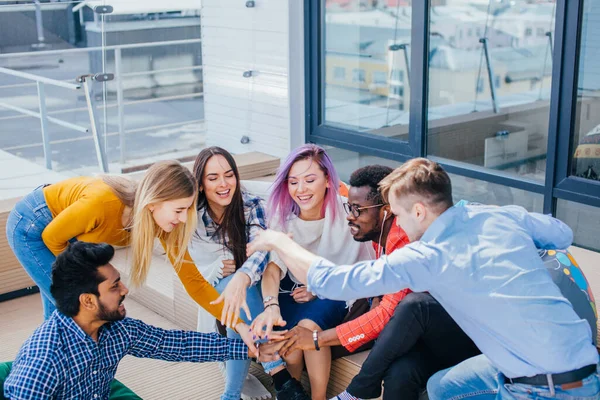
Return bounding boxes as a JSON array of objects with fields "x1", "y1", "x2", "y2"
[
  {"x1": 0, "y1": 151, "x2": 279, "y2": 302},
  {"x1": 0, "y1": 197, "x2": 35, "y2": 302}
]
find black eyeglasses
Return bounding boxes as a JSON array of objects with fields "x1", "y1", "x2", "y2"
[{"x1": 343, "y1": 202, "x2": 384, "y2": 218}]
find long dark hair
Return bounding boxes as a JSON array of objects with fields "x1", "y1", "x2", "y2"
[{"x1": 193, "y1": 147, "x2": 248, "y2": 269}]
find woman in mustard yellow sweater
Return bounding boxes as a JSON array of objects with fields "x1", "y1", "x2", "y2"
[{"x1": 6, "y1": 161, "x2": 246, "y2": 333}]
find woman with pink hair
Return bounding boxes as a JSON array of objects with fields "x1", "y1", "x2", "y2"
[{"x1": 251, "y1": 144, "x2": 374, "y2": 400}]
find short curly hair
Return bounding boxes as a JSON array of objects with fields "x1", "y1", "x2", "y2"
[{"x1": 349, "y1": 165, "x2": 394, "y2": 204}]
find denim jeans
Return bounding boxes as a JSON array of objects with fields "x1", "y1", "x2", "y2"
[
  {"x1": 427, "y1": 354, "x2": 600, "y2": 400},
  {"x1": 6, "y1": 186, "x2": 56, "y2": 319},
  {"x1": 214, "y1": 273, "x2": 284, "y2": 400}
]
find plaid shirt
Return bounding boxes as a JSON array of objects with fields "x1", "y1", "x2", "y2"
[
  {"x1": 4, "y1": 312, "x2": 248, "y2": 400},
  {"x1": 336, "y1": 219, "x2": 412, "y2": 352},
  {"x1": 200, "y1": 192, "x2": 269, "y2": 285}
]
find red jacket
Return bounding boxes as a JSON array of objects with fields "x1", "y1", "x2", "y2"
[{"x1": 335, "y1": 218, "x2": 411, "y2": 352}]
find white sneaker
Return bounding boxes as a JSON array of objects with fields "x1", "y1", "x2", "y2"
[{"x1": 241, "y1": 373, "x2": 272, "y2": 400}]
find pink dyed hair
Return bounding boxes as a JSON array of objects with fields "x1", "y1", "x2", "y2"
[{"x1": 267, "y1": 144, "x2": 340, "y2": 229}]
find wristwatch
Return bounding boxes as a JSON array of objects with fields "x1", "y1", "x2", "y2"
[
  {"x1": 263, "y1": 295, "x2": 276, "y2": 304},
  {"x1": 313, "y1": 330, "x2": 320, "y2": 351}
]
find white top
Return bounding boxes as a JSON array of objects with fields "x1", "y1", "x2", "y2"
[{"x1": 271, "y1": 196, "x2": 375, "y2": 285}]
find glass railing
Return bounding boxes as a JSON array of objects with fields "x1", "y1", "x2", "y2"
[{"x1": 0, "y1": 0, "x2": 204, "y2": 175}]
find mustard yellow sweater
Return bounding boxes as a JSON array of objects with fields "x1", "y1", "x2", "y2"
[
  {"x1": 42, "y1": 177, "x2": 129, "y2": 256},
  {"x1": 43, "y1": 177, "x2": 233, "y2": 323},
  {"x1": 160, "y1": 240, "x2": 241, "y2": 324}
]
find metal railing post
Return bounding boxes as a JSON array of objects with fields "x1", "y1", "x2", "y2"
[
  {"x1": 480, "y1": 38, "x2": 499, "y2": 114},
  {"x1": 0, "y1": 39, "x2": 206, "y2": 172},
  {"x1": 400, "y1": 44, "x2": 410, "y2": 85},
  {"x1": 33, "y1": 0, "x2": 46, "y2": 48},
  {"x1": 36, "y1": 82, "x2": 52, "y2": 170},
  {"x1": 80, "y1": 76, "x2": 109, "y2": 173},
  {"x1": 546, "y1": 31, "x2": 554, "y2": 58},
  {"x1": 114, "y1": 48, "x2": 126, "y2": 164}
]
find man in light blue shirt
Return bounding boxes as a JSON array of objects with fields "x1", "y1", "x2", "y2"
[{"x1": 247, "y1": 158, "x2": 599, "y2": 399}]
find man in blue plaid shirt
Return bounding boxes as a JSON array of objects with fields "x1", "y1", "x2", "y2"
[{"x1": 3, "y1": 242, "x2": 283, "y2": 400}]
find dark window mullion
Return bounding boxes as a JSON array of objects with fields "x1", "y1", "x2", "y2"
[
  {"x1": 306, "y1": 0, "x2": 320, "y2": 142},
  {"x1": 543, "y1": 0, "x2": 569, "y2": 215},
  {"x1": 553, "y1": 0, "x2": 584, "y2": 194},
  {"x1": 554, "y1": 186, "x2": 600, "y2": 209},
  {"x1": 429, "y1": 156, "x2": 545, "y2": 195},
  {"x1": 312, "y1": 125, "x2": 413, "y2": 155},
  {"x1": 304, "y1": 0, "x2": 316, "y2": 144},
  {"x1": 409, "y1": 0, "x2": 429, "y2": 158},
  {"x1": 555, "y1": 176, "x2": 600, "y2": 200},
  {"x1": 311, "y1": 135, "x2": 416, "y2": 165}
]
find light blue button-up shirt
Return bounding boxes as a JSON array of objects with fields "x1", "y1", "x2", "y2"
[{"x1": 307, "y1": 204, "x2": 598, "y2": 378}]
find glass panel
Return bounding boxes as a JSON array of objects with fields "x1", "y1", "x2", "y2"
[
  {"x1": 326, "y1": 146, "x2": 543, "y2": 212},
  {"x1": 427, "y1": 1, "x2": 556, "y2": 183},
  {"x1": 449, "y1": 173, "x2": 543, "y2": 212},
  {"x1": 556, "y1": 200, "x2": 600, "y2": 252},
  {"x1": 327, "y1": 146, "x2": 400, "y2": 183},
  {"x1": 571, "y1": 0, "x2": 600, "y2": 183},
  {"x1": 97, "y1": 0, "x2": 203, "y2": 171},
  {"x1": 322, "y1": 0, "x2": 411, "y2": 138},
  {"x1": 0, "y1": 1, "x2": 106, "y2": 176}
]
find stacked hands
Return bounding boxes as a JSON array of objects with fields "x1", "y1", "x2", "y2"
[
  {"x1": 210, "y1": 229, "x2": 317, "y2": 362},
  {"x1": 239, "y1": 305, "x2": 321, "y2": 362}
]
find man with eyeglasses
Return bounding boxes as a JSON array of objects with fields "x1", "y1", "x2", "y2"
[
  {"x1": 264, "y1": 165, "x2": 480, "y2": 400},
  {"x1": 250, "y1": 159, "x2": 600, "y2": 400}
]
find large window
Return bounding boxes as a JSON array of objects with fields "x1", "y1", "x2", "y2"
[
  {"x1": 571, "y1": 0, "x2": 600, "y2": 183},
  {"x1": 309, "y1": 0, "x2": 599, "y2": 251},
  {"x1": 322, "y1": 0, "x2": 411, "y2": 136},
  {"x1": 427, "y1": 1, "x2": 556, "y2": 183},
  {"x1": 327, "y1": 146, "x2": 543, "y2": 212},
  {"x1": 0, "y1": 0, "x2": 203, "y2": 176}
]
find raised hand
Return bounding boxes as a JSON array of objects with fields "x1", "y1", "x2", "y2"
[
  {"x1": 251, "y1": 306, "x2": 287, "y2": 340},
  {"x1": 246, "y1": 229, "x2": 290, "y2": 256},
  {"x1": 211, "y1": 272, "x2": 252, "y2": 328}
]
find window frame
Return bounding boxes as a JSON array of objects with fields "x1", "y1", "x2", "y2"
[{"x1": 306, "y1": 0, "x2": 600, "y2": 215}]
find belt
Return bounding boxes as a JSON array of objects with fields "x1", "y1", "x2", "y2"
[{"x1": 508, "y1": 364, "x2": 597, "y2": 386}]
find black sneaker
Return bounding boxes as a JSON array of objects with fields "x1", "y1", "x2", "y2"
[{"x1": 275, "y1": 378, "x2": 310, "y2": 400}]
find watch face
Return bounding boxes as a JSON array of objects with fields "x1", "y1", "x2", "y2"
[{"x1": 263, "y1": 295, "x2": 275, "y2": 303}]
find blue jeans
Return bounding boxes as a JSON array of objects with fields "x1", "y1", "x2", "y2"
[
  {"x1": 6, "y1": 186, "x2": 56, "y2": 319},
  {"x1": 427, "y1": 354, "x2": 600, "y2": 400},
  {"x1": 214, "y1": 274, "x2": 284, "y2": 400}
]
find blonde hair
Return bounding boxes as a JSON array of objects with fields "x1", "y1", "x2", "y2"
[
  {"x1": 379, "y1": 158, "x2": 453, "y2": 213},
  {"x1": 101, "y1": 175, "x2": 137, "y2": 208},
  {"x1": 129, "y1": 160, "x2": 198, "y2": 287}
]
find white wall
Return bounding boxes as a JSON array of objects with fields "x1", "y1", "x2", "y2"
[{"x1": 201, "y1": 0, "x2": 304, "y2": 158}]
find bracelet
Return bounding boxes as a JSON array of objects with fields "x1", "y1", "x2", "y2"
[
  {"x1": 264, "y1": 303, "x2": 280, "y2": 310},
  {"x1": 263, "y1": 295, "x2": 276, "y2": 304},
  {"x1": 313, "y1": 330, "x2": 320, "y2": 351}
]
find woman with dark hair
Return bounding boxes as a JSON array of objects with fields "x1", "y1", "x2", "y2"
[{"x1": 188, "y1": 146, "x2": 272, "y2": 400}]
